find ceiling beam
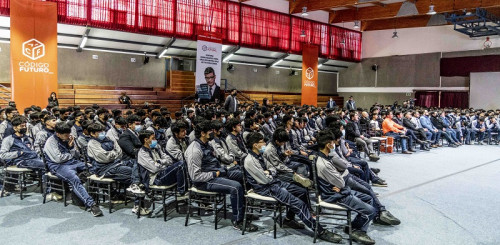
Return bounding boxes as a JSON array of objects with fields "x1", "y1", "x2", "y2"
[
  {"x1": 362, "y1": 15, "x2": 432, "y2": 31},
  {"x1": 290, "y1": 0, "x2": 393, "y2": 14},
  {"x1": 330, "y1": 3, "x2": 403, "y2": 23}
]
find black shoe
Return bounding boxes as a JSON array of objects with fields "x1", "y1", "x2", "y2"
[
  {"x1": 319, "y1": 229, "x2": 342, "y2": 243},
  {"x1": 368, "y1": 154, "x2": 380, "y2": 162},
  {"x1": 283, "y1": 218, "x2": 305, "y2": 229},
  {"x1": 402, "y1": 151, "x2": 412, "y2": 154},
  {"x1": 371, "y1": 179, "x2": 388, "y2": 187},
  {"x1": 233, "y1": 220, "x2": 258, "y2": 232},
  {"x1": 422, "y1": 146, "x2": 430, "y2": 151},
  {"x1": 378, "y1": 210, "x2": 401, "y2": 225},
  {"x1": 247, "y1": 213, "x2": 260, "y2": 221},
  {"x1": 408, "y1": 148, "x2": 416, "y2": 152},
  {"x1": 371, "y1": 168, "x2": 380, "y2": 174},
  {"x1": 90, "y1": 204, "x2": 103, "y2": 217},
  {"x1": 351, "y1": 230, "x2": 376, "y2": 245}
]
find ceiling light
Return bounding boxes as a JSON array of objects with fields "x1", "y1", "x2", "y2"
[
  {"x1": 300, "y1": 30, "x2": 306, "y2": 37},
  {"x1": 158, "y1": 48, "x2": 168, "y2": 58},
  {"x1": 301, "y1": 7, "x2": 308, "y2": 17},
  {"x1": 392, "y1": 30, "x2": 399, "y2": 39},
  {"x1": 427, "y1": 5, "x2": 436, "y2": 15},
  {"x1": 354, "y1": 21, "x2": 360, "y2": 29},
  {"x1": 318, "y1": 64, "x2": 323, "y2": 68}
]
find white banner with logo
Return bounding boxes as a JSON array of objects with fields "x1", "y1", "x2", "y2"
[{"x1": 195, "y1": 35, "x2": 222, "y2": 103}]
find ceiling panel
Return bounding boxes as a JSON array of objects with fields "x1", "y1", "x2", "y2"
[
  {"x1": 85, "y1": 39, "x2": 159, "y2": 53},
  {"x1": 237, "y1": 47, "x2": 285, "y2": 58}
]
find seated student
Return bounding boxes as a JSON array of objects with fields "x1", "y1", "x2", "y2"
[
  {"x1": 410, "y1": 111, "x2": 434, "y2": 147},
  {"x1": 471, "y1": 117, "x2": 487, "y2": 145},
  {"x1": 209, "y1": 120, "x2": 237, "y2": 167},
  {"x1": 70, "y1": 111, "x2": 85, "y2": 139},
  {"x1": 225, "y1": 118, "x2": 248, "y2": 163},
  {"x1": 118, "y1": 115, "x2": 146, "y2": 195},
  {"x1": 86, "y1": 123, "x2": 136, "y2": 190},
  {"x1": 263, "y1": 128, "x2": 312, "y2": 187},
  {"x1": 75, "y1": 120, "x2": 93, "y2": 156},
  {"x1": 106, "y1": 117, "x2": 127, "y2": 143},
  {"x1": 430, "y1": 111, "x2": 459, "y2": 147},
  {"x1": 43, "y1": 122, "x2": 103, "y2": 217},
  {"x1": 137, "y1": 130, "x2": 187, "y2": 199},
  {"x1": 244, "y1": 132, "x2": 341, "y2": 243},
  {"x1": 185, "y1": 120, "x2": 257, "y2": 232},
  {"x1": 486, "y1": 116, "x2": 500, "y2": 144},
  {"x1": 0, "y1": 116, "x2": 45, "y2": 172},
  {"x1": 95, "y1": 108, "x2": 112, "y2": 132},
  {"x1": 146, "y1": 117, "x2": 169, "y2": 149},
  {"x1": 0, "y1": 107, "x2": 19, "y2": 141},
  {"x1": 315, "y1": 131, "x2": 377, "y2": 245},
  {"x1": 441, "y1": 111, "x2": 461, "y2": 145},
  {"x1": 165, "y1": 121, "x2": 189, "y2": 162},
  {"x1": 261, "y1": 112, "x2": 275, "y2": 136},
  {"x1": 382, "y1": 111, "x2": 412, "y2": 154},
  {"x1": 34, "y1": 115, "x2": 57, "y2": 155},
  {"x1": 420, "y1": 110, "x2": 441, "y2": 148},
  {"x1": 345, "y1": 112, "x2": 380, "y2": 161},
  {"x1": 393, "y1": 111, "x2": 422, "y2": 151},
  {"x1": 403, "y1": 111, "x2": 431, "y2": 151},
  {"x1": 29, "y1": 112, "x2": 43, "y2": 140}
]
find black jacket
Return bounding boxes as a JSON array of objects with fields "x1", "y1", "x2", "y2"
[
  {"x1": 402, "y1": 118, "x2": 418, "y2": 131},
  {"x1": 430, "y1": 116, "x2": 445, "y2": 130},
  {"x1": 345, "y1": 120, "x2": 362, "y2": 142},
  {"x1": 118, "y1": 129, "x2": 142, "y2": 160}
]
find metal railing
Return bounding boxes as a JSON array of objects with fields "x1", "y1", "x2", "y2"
[{"x1": 223, "y1": 80, "x2": 253, "y2": 104}]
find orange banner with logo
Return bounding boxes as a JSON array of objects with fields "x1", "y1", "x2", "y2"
[
  {"x1": 10, "y1": 0, "x2": 58, "y2": 111},
  {"x1": 301, "y1": 44, "x2": 318, "y2": 106}
]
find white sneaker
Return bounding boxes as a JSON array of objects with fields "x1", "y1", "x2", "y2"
[
  {"x1": 132, "y1": 205, "x2": 151, "y2": 215},
  {"x1": 176, "y1": 193, "x2": 189, "y2": 201},
  {"x1": 47, "y1": 192, "x2": 63, "y2": 201},
  {"x1": 293, "y1": 173, "x2": 313, "y2": 188},
  {"x1": 127, "y1": 184, "x2": 146, "y2": 196}
]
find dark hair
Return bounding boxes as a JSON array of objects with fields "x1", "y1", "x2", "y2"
[
  {"x1": 195, "y1": 120, "x2": 212, "y2": 139},
  {"x1": 96, "y1": 108, "x2": 108, "y2": 116},
  {"x1": 204, "y1": 67, "x2": 215, "y2": 75},
  {"x1": 11, "y1": 116, "x2": 26, "y2": 127},
  {"x1": 24, "y1": 107, "x2": 33, "y2": 115},
  {"x1": 139, "y1": 130, "x2": 155, "y2": 144},
  {"x1": 244, "y1": 118, "x2": 254, "y2": 128},
  {"x1": 246, "y1": 132, "x2": 264, "y2": 149},
  {"x1": 127, "y1": 115, "x2": 141, "y2": 124},
  {"x1": 226, "y1": 118, "x2": 241, "y2": 132},
  {"x1": 5, "y1": 107, "x2": 17, "y2": 115},
  {"x1": 151, "y1": 111, "x2": 161, "y2": 117},
  {"x1": 115, "y1": 117, "x2": 127, "y2": 126},
  {"x1": 331, "y1": 128, "x2": 343, "y2": 140},
  {"x1": 87, "y1": 123, "x2": 106, "y2": 134},
  {"x1": 74, "y1": 111, "x2": 84, "y2": 118},
  {"x1": 172, "y1": 121, "x2": 187, "y2": 134},
  {"x1": 55, "y1": 122, "x2": 72, "y2": 134},
  {"x1": 135, "y1": 109, "x2": 146, "y2": 117},
  {"x1": 153, "y1": 117, "x2": 168, "y2": 128},
  {"x1": 272, "y1": 127, "x2": 289, "y2": 143},
  {"x1": 112, "y1": 109, "x2": 122, "y2": 118},
  {"x1": 317, "y1": 130, "x2": 334, "y2": 149},
  {"x1": 212, "y1": 120, "x2": 224, "y2": 131},
  {"x1": 44, "y1": 115, "x2": 56, "y2": 123},
  {"x1": 282, "y1": 115, "x2": 293, "y2": 126},
  {"x1": 81, "y1": 120, "x2": 93, "y2": 131}
]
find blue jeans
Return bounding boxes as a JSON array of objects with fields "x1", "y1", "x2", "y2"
[
  {"x1": 348, "y1": 157, "x2": 379, "y2": 183},
  {"x1": 345, "y1": 174, "x2": 384, "y2": 213},
  {"x1": 153, "y1": 161, "x2": 186, "y2": 195},
  {"x1": 385, "y1": 132, "x2": 407, "y2": 152},
  {"x1": 195, "y1": 167, "x2": 244, "y2": 222},
  {"x1": 471, "y1": 130, "x2": 485, "y2": 142},
  {"x1": 18, "y1": 158, "x2": 45, "y2": 172},
  {"x1": 49, "y1": 160, "x2": 95, "y2": 208}
]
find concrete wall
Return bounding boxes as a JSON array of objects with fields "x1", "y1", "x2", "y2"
[
  {"x1": 0, "y1": 43, "x2": 166, "y2": 87},
  {"x1": 220, "y1": 63, "x2": 338, "y2": 94}
]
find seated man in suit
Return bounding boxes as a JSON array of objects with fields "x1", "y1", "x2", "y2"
[{"x1": 196, "y1": 67, "x2": 224, "y2": 104}]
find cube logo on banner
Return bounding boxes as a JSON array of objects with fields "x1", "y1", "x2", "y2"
[
  {"x1": 22, "y1": 39, "x2": 45, "y2": 60},
  {"x1": 305, "y1": 67, "x2": 315, "y2": 81}
]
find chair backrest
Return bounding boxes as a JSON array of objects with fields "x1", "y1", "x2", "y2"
[
  {"x1": 239, "y1": 160, "x2": 250, "y2": 194},
  {"x1": 310, "y1": 154, "x2": 321, "y2": 202}
]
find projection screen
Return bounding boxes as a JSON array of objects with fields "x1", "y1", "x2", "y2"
[{"x1": 470, "y1": 72, "x2": 500, "y2": 110}]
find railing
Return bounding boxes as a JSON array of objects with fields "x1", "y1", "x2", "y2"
[
  {"x1": 0, "y1": 83, "x2": 11, "y2": 103},
  {"x1": 223, "y1": 80, "x2": 253, "y2": 104}
]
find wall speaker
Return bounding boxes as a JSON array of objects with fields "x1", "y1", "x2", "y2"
[{"x1": 371, "y1": 64, "x2": 378, "y2": 71}]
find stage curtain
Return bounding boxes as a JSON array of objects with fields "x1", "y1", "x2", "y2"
[
  {"x1": 441, "y1": 92, "x2": 469, "y2": 109},
  {"x1": 415, "y1": 91, "x2": 439, "y2": 108}
]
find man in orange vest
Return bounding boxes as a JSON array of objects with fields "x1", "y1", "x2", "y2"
[{"x1": 382, "y1": 111, "x2": 412, "y2": 154}]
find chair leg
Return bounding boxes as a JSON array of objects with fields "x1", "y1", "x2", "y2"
[
  {"x1": 347, "y1": 210, "x2": 352, "y2": 245},
  {"x1": 242, "y1": 201, "x2": 248, "y2": 235},
  {"x1": 214, "y1": 200, "x2": 218, "y2": 230},
  {"x1": 273, "y1": 206, "x2": 277, "y2": 239},
  {"x1": 62, "y1": 182, "x2": 67, "y2": 207},
  {"x1": 223, "y1": 196, "x2": 227, "y2": 219},
  {"x1": 313, "y1": 205, "x2": 320, "y2": 243},
  {"x1": 19, "y1": 173, "x2": 24, "y2": 200},
  {"x1": 163, "y1": 191, "x2": 167, "y2": 222},
  {"x1": 184, "y1": 192, "x2": 191, "y2": 226},
  {"x1": 108, "y1": 184, "x2": 113, "y2": 213}
]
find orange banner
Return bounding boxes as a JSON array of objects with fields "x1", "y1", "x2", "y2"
[
  {"x1": 301, "y1": 44, "x2": 318, "y2": 106},
  {"x1": 10, "y1": 0, "x2": 58, "y2": 111}
]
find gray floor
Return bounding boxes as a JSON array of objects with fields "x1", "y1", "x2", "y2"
[{"x1": 1, "y1": 144, "x2": 500, "y2": 245}]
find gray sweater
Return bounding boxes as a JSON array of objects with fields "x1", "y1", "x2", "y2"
[
  {"x1": 316, "y1": 154, "x2": 347, "y2": 188},
  {"x1": 244, "y1": 152, "x2": 275, "y2": 185},
  {"x1": 185, "y1": 140, "x2": 217, "y2": 183},
  {"x1": 262, "y1": 142, "x2": 293, "y2": 174},
  {"x1": 138, "y1": 147, "x2": 175, "y2": 185}
]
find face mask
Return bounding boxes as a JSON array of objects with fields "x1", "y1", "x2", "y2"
[
  {"x1": 108, "y1": 118, "x2": 113, "y2": 122},
  {"x1": 158, "y1": 128, "x2": 165, "y2": 133},
  {"x1": 134, "y1": 125, "x2": 143, "y2": 132},
  {"x1": 150, "y1": 140, "x2": 158, "y2": 149},
  {"x1": 341, "y1": 129, "x2": 346, "y2": 137},
  {"x1": 98, "y1": 132, "x2": 106, "y2": 140},
  {"x1": 273, "y1": 115, "x2": 277, "y2": 120},
  {"x1": 222, "y1": 117, "x2": 226, "y2": 124},
  {"x1": 19, "y1": 128, "x2": 27, "y2": 135},
  {"x1": 240, "y1": 116, "x2": 245, "y2": 121},
  {"x1": 259, "y1": 145, "x2": 266, "y2": 154},
  {"x1": 207, "y1": 132, "x2": 215, "y2": 141},
  {"x1": 103, "y1": 115, "x2": 109, "y2": 121},
  {"x1": 268, "y1": 118, "x2": 273, "y2": 124},
  {"x1": 89, "y1": 114, "x2": 96, "y2": 120},
  {"x1": 62, "y1": 116, "x2": 68, "y2": 121}
]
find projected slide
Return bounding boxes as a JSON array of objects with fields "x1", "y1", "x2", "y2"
[{"x1": 470, "y1": 72, "x2": 500, "y2": 110}]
